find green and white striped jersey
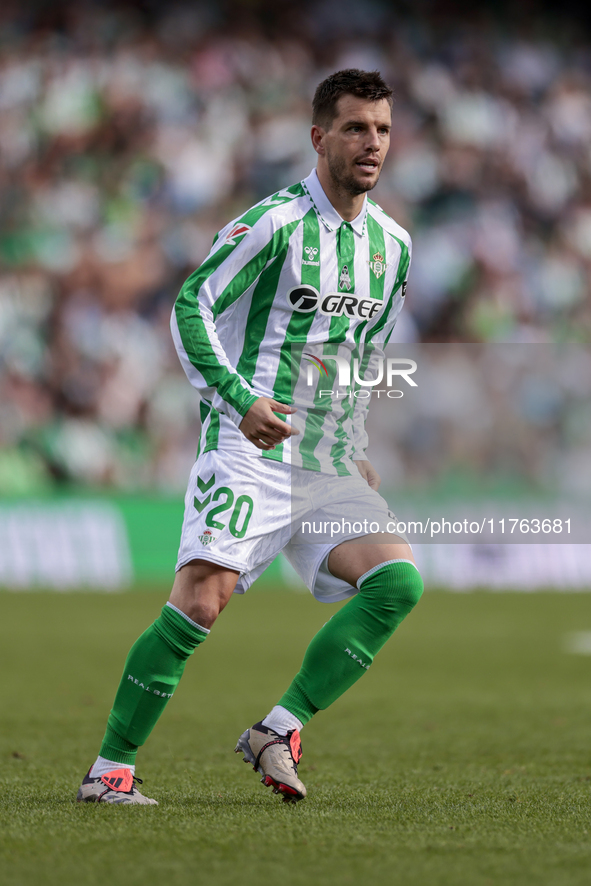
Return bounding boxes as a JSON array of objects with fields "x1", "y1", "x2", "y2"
[{"x1": 172, "y1": 169, "x2": 411, "y2": 475}]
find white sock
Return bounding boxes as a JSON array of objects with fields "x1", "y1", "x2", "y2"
[
  {"x1": 89, "y1": 755, "x2": 136, "y2": 778},
  {"x1": 262, "y1": 705, "x2": 303, "y2": 736}
]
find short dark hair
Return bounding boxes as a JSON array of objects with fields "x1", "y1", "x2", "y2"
[{"x1": 312, "y1": 69, "x2": 393, "y2": 129}]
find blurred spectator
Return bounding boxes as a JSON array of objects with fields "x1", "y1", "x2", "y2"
[{"x1": 0, "y1": 1, "x2": 589, "y2": 493}]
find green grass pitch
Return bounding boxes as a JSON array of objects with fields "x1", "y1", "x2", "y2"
[{"x1": 2, "y1": 587, "x2": 591, "y2": 886}]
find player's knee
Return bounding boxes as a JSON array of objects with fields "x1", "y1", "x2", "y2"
[
  {"x1": 169, "y1": 562, "x2": 237, "y2": 629},
  {"x1": 392, "y1": 562, "x2": 424, "y2": 609},
  {"x1": 176, "y1": 597, "x2": 220, "y2": 630},
  {"x1": 359, "y1": 561, "x2": 424, "y2": 612}
]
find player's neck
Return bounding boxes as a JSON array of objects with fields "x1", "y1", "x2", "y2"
[{"x1": 316, "y1": 165, "x2": 366, "y2": 222}]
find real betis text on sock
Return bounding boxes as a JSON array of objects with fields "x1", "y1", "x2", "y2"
[
  {"x1": 99, "y1": 603, "x2": 208, "y2": 766},
  {"x1": 277, "y1": 560, "x2": 424, "y2": 725}
]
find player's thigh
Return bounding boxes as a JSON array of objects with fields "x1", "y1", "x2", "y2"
[
  {"x1": 327, "y1": 534, "x2": 415, "y2": 589},
  {"x1": 308, "y1": 469, "x2": 414, "y2": 588},
  {"x1": 169, "y1": 559, "x2": 240, "y2": 629},
  {"x1": 175, "y1": 450, "x2": 293, "y2": 622},
  {"x1": 286, "y1": 469, "x2": 413, "y2": 600}
]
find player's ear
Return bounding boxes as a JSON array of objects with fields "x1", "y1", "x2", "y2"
[{"x1": 311, "y1": 125, "x2": 325, "y2": 156}]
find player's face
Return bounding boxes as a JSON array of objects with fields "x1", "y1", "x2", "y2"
[{"x1": 321, "y1": 95, "x2": 391, "y2": 196}]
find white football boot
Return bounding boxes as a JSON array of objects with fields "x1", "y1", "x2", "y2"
[
  {"x1": 235, "y1": 721, "x2": 306, "y2": 803},
  {"x1": 77, "y1": 768, "x2": 158, "y2": 805}
]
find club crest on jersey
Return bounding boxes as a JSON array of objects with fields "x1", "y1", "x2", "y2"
[
  {"x1": 287, "y1": 285, "x2": 383, "y2": 320},
  {"x1": 225, "y1": 223, "x2": 251, "y2": 245},
  {"x1": 368, "y1": 252, "x2": 387, "y2": 279},
  {"x1": 198, "y1": 530, "x2": 217, "y2": 546},
  {"x1": 303, "y1": 246, "x2": 319, "y2": 266},
  {"x1": 339, "y1": 265, "x2": 352, "y2": 291}
]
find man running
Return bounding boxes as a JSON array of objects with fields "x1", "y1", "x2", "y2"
[{"x1": 77, "y1": 68, "x2": 423, "y2": 806}]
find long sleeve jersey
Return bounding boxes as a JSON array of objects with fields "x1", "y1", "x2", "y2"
[{"x1": 171, "y1": 168, "x2": 411, "y2": 476}]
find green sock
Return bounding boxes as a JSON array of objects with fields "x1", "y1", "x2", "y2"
[
  {"x1": 99, "y1": 603, "x2": 208, "y2": 765},
  {"x1": 278, "y1": 561, "x2": 423, "y2": 725}
]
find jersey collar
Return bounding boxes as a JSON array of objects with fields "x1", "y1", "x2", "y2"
[{"x1": 303, "y1": 168, "x2": 368, "y2": 237}]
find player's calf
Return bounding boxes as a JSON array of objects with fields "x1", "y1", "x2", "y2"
[{"x1": 274, "y1": 560, "x2": 424, "y2": 723}]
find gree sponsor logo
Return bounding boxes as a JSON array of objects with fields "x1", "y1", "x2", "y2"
[{"x1": 287, "y1": 285, "x2": 383, "y2": 319}]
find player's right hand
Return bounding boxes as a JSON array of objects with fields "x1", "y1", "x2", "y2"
[{"x1": 239, "y1": 397, "x2": 300, "y2": 450}]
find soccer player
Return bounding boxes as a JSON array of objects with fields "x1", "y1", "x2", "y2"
[{"x1": 77, "y1": 69, "x2": 423, "y2": 805}]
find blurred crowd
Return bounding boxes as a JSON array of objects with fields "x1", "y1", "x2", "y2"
[
  {"x1": 368, "y1": 344, "x2": 591, "y2": 500},
  {"x1": 0, "y1": 0, "x2": 590, "y2": 493}
]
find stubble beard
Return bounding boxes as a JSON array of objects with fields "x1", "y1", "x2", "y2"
[{"x1": 326, "y1": 149, "x2": 380, "y2": 197}]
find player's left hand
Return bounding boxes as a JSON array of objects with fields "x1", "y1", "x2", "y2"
[{"x1": 354, "y1": 459, "x2": 381, "y2": 490}]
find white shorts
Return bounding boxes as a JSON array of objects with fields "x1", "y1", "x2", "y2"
[{"x1": 176, "y1": 451, "x2": 407, "y2": 603}]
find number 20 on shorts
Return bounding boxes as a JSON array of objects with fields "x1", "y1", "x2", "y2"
[{"x1": 195, "y1": 486, "x2": 254, "y2": 539}]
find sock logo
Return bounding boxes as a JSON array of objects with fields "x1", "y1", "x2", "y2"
[
  {"x1": 344, "y1": 648, "x2": 370, "y2": 670},
  {"x1": 127, "y1": 674, "x2": 173, "y2": 698}
]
